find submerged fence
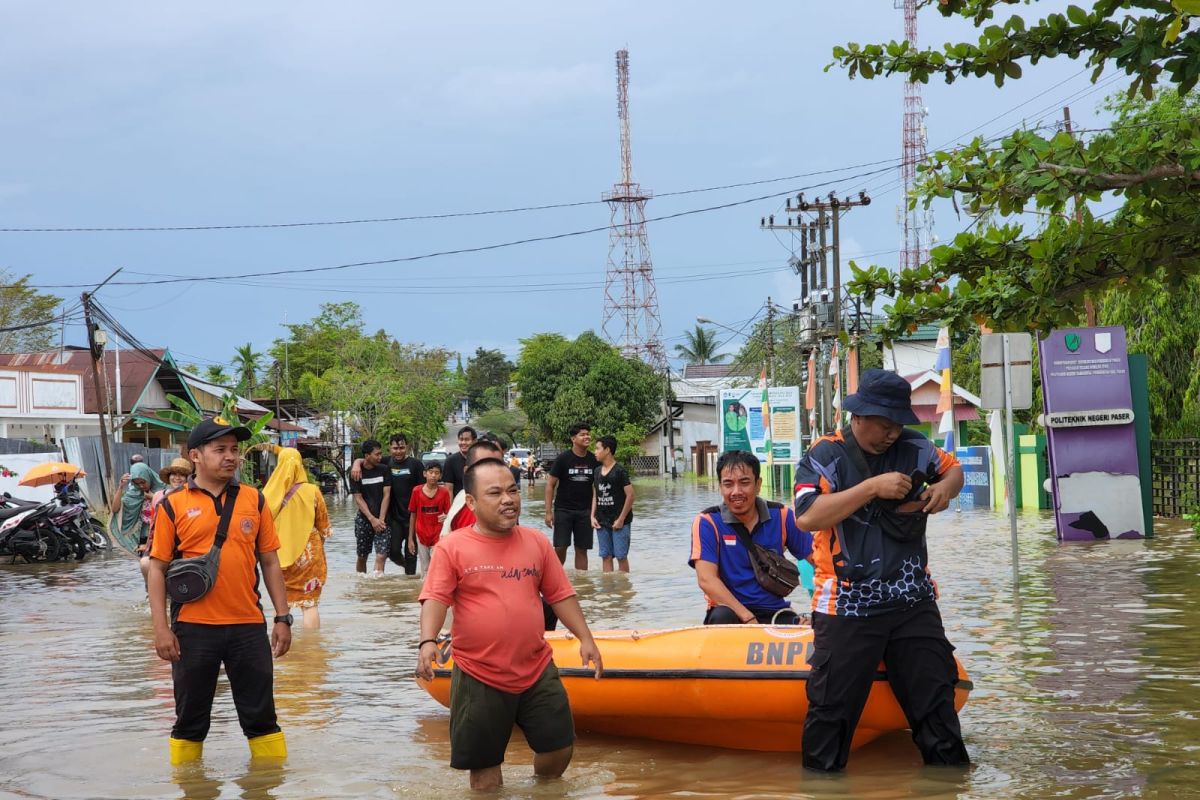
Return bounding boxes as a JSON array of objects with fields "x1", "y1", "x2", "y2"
[{"x1": 1150, "y1": 439, "x2": 1200, "y2": 518}]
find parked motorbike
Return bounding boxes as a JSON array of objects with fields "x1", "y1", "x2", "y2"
[{"x1": 0, "y1": 491, "x2": 108, "y2": 563}]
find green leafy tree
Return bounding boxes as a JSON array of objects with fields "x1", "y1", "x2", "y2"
[
  {"x1": 0, "y1": 271, "x2": 62, "y2": 353},
  {"x1": 515, "y1": 331, "x2": 661, "y2": 445},
  {"x1": 831, "y1": 2, "x2": 1200, "y2": 340},
  {"x1": 465, "y1": 347, "x2": 514, "y2": 413},
  {"x1": 232, "y1": 344, "x2": 262, "y2": 395},
  {"x1": 271, "y1": 302, "x2": 457, "y2": 447},
  {"x1": 474, "y1": 407, "x2": 530, "y2": 445},
  {"x1": 674, "y1": 325, "x2": 728, "y2": 365},
  {"x1": 1100, "y1": 270, "x2": 1200, "y2": 437},
  {"x1": 203, "y1": 364, "x2": 231, "y2": 385}
]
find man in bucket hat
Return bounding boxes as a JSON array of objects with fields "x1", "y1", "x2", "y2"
[{"x1": 793, "y1": 369, "x2": 969, "y2": 771}]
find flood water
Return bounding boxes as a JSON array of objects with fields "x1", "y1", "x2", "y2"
[{"x1": 2, "y1": 478, "x2": 1198, "y2": 799}]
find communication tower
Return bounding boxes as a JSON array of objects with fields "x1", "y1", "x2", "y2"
[
  {"x1": 601, "y1": 49, "x2": 666, "y2": 370},
  {"x1": 897, "y1": 0, "x2": 935, "y2": 271}
]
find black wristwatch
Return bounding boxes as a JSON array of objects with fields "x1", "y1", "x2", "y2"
[{"x1": 273, "y1": 613, "x2": 294, "y2": 626}]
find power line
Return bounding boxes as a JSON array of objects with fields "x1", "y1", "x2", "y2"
[
  {"x1": 0, "y1": 160, "x2": 904, "y2": 235},
  {"x1": 13, "y1": 164, "x2": 901, "y2": 290}
]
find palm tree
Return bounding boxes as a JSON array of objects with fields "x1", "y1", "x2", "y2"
[
  {"x1": 674, "y1": 325, "x2": 728, "y2": 365},
  {"x1": 204, "y1": 364, "x2": 232, "y2": 385},
  {"x1": 231, "y1": 344, "x2": 262, "y2": 394}
]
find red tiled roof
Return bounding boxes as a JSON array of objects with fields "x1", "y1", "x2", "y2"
[{"x1": 0, "y1": 347, "x2": 183, "y2": 415}]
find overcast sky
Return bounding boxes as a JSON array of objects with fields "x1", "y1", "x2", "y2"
[{"x1": 1, "y1": 1, "x2": 1110, "y2": 375}]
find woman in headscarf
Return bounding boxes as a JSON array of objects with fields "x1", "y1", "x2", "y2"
[
  {"x1": 138, "y1": 458, "x2": 193, "y2": 581},
  {"x1": 110, "y1": 461, "x2": 164, "y2": 556},
  {"x1": 262, "y1": 446, "x2": 331, "y2": 629}
]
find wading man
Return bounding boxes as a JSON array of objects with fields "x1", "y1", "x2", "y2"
[
  {"x1": 544, "y1": 423, "x2": 598, "y2": 570},
  {"x1": 148, "y1": 418, "x2": 292, "y2": 764},
  {"x1": 794, "y1": 368, "x2": 969, "y2": 772},
  {"x1": 442, "y1": 425, "x2": 477, "y2": 499},
  {"x1": 417, "y1": 458, "x2": 603, "y2": 790},
  {"x1": 351, "y1": 433, "x2": 425, "y2": 574},
  {"x1": 590, "y1": 435, "x2": 635, "y2": 573},
  {"x1": 689, "y1": 450, "x2": 811, "y2": 625},
  {"x1": 351, "y1": 439, "x2": 392, "y2": 576}
]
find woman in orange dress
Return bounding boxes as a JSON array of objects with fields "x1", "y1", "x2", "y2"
[{"x1": 262, "y1": 446, "x2": 331, "y2": 629}]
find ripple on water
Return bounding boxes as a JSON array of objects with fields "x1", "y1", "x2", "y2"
[{"x1": 1, "y1": 483, "x2": 1199, "y2": 798}]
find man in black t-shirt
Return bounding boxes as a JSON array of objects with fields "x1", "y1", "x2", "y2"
[
  {"x1": 350, "y1": 433, "x2": 426, "y2": 573},
  {"x1": 590, "y1": 435, "x2": 634, "y2": 573},
  {"x1": 544, "y1": 422, "x2": 599, "y2": 569},
  {"x1": 441, "y1": 425, "x2": 477, "y2": 498},
  {"x1": 350, "y1": 439, "x2": 392, "y2": 576}
]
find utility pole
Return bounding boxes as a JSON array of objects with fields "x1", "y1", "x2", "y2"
[
  {"x1": 766, "y1": 298, "x2": 776, "y2": 385},
  {"x1": 664, "y1": 368, "x2": 677, "y2": 479},
  {"x1": 1063, "y1": 105, "x2": 1096, "y2": 326},
  {"x1": 80, "y1": 272, "x2": 122, "y2": 503}
]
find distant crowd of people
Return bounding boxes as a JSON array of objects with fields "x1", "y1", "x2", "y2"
[{"x1": 143, "y1": 368, "x2": 970, "y2": 787}]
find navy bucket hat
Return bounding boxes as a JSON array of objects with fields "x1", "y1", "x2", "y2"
[{"x1": 842, "y1": 369, "x2": 919, "y2": 425}]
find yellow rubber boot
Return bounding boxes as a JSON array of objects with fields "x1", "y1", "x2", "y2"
[
  {"x1": 169, "y1": 737, "x2": 203, "y2": 765},
  {"x1": 248, "y1": 731, "x2": 287, "y2": 760}
]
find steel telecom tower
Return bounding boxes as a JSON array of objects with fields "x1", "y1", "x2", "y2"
[
  {"x1": 602, "y1": 49, "x2": 666, "y2": 370},
  {"x1": 897, "y1": 0, "x2": 934, "y2": 271}
]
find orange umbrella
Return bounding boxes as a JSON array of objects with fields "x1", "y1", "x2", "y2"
[{"x1": 19, "y1": 461, "x2": 87, "y2": 488}]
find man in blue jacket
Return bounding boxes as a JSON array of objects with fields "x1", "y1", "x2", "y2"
[{"x1": 688, "y1": 450, "x2": 812, "y2": 625}]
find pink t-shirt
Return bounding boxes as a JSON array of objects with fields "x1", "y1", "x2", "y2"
[{"x1": 419, "y1": 525, "x2": 576, "y2": 693}]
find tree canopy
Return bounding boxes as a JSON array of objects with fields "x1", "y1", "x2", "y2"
[
  {"x1": 674, "y1": 325, "x2": 728, "y2": 365},
  {"x1": 514, "y1": 331, "x2": 662, "y2": 445},
  {"x1": 464, "y1": 347, "x2": 514, "y2": 413},
  {"x1": 273, "y1": 302, "x2": 457, "y2": 446},
  {"x1": 831, "y1": 1, "x2": 1200, "y2": 340},
  {"x1": 0, "y1": 271, "x2": 62, "y2": 354}
]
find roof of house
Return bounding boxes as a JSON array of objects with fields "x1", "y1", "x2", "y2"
[
  {"x1": 681, "y1": 363, "x2": 753, "y2": 380},
  {"x1": 889, "y1": 324, "x2": 942, "y2": 342},
  {"x1": 0, "y1": 347, "x2": 198, "y2": 416}
]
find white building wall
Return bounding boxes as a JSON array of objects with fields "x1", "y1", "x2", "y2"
[{"x1": 884, "y1": 340, "x2": 940, "y2": 377}]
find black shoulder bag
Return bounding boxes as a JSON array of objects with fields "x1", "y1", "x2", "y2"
[
  {"x1": 166, "y1": 483, "x2": 240, "y2": 604},
  {"x1": 724, "y1": 509, "x2": 801, "y2": 597},
  {"x1": 840, "y1": 426, "x2": 928, "y2": 544}
]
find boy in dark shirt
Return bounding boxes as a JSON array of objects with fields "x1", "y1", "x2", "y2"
[
  {"x1": 544, "y1": 423, "x2": 599, "y2": 570},
  {"x1": 590, "y1": 435, "x2": 634, "y2": 573},
  {"x1": 350, "y1": 439, "x2": 391, "y2": 576}
]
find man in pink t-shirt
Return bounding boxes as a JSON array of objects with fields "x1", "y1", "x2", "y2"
[{"x1": 417, "y1": 458, "x2": 603, "y2": 791}]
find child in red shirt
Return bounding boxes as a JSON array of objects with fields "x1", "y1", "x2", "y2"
[{"x1": 408, "y1": 462, "x2": 451, "y2": 576}]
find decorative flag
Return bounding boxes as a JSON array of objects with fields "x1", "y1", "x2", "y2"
[
  {"x1": 934, "y1": 327, "x2": 955, "y2": 451},
  {"x1": 805, "y1": 350, "x2": 817, "y2": 443},
  {"x1": 846, "y1": 345, "x2": 860, "y2": 397},
  {"x1": 759, "y1": 368, "x2": 773, "y2": 468},
  {"x1": 989, "y1": 408, "x2": 1007, "y2": 506},
  {"x1": 829, "y1": 342, "x2": 841, "y2": 425}
]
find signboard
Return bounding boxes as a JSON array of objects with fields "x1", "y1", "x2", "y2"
[
  {"x1": 954, "y1": 445, "x2": 991, "y2": 510},
  {"x1": 719, "y1": 386, "x2": 802, "y2": 462},
  {"x1": 1039, "y1": 326, "x2": 1145, "y2": 540},
  {"x1": 980, "y1": 332, "x2": 1034, "y2": 410},
  {"x1": 1045, "y1": 409, "x2": 1134, "y2": 428}
]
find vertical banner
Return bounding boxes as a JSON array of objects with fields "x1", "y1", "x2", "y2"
[
  {"x1": 1039, "y1": 326, "x2": 1145, "y2": 540},
  {"x1": 805, "y1": 351, "x2": 817, "y2": 443},
  {"x1": 719, "y1": 386, "x2": 802, "y2": 463}
]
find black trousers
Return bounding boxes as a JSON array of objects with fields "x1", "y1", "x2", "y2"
[
  {"x1": 388, "y1": 515, "x2": 418, "y2": 574},
  {"x1": 171, "y1": 622, "x2": 280, "y2": 741},
  {"x1": 802, "y1": 601, "x2": 969, "y2": 771},
  {"x1": 704, "y1": 605, "x2": 802, "y2": 625}
]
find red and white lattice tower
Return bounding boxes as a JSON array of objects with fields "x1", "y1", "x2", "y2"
[
  {"x1": 601, "y1": 49, "x2": 666, "y2": 371},
  {"x1": 897, "y1": 0, "x2": 934, "y2": 271}
]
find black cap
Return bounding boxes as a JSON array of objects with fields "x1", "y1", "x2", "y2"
[
  {"x1": 187, "y1": 417, "x2": 253, "y2": 449},
  {"x1": 842, "y1": 369, "x2": 920, "y2": 425}
]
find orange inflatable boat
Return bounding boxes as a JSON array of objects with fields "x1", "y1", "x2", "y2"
[{"x1": 416, "y1": 624, "x2": 971, "y2": 752}]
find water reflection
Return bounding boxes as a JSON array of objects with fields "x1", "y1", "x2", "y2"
[{"x1": 1, "y1": 481, "x2": 1198, "y2": 798}]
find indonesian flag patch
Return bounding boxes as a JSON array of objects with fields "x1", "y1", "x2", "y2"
[
  {"x1": 722, "y1": 535, "x2": 738, "y2": 546},
  {"x1": 795, "y1": 483, "x2": 817, "y2": 501}
]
